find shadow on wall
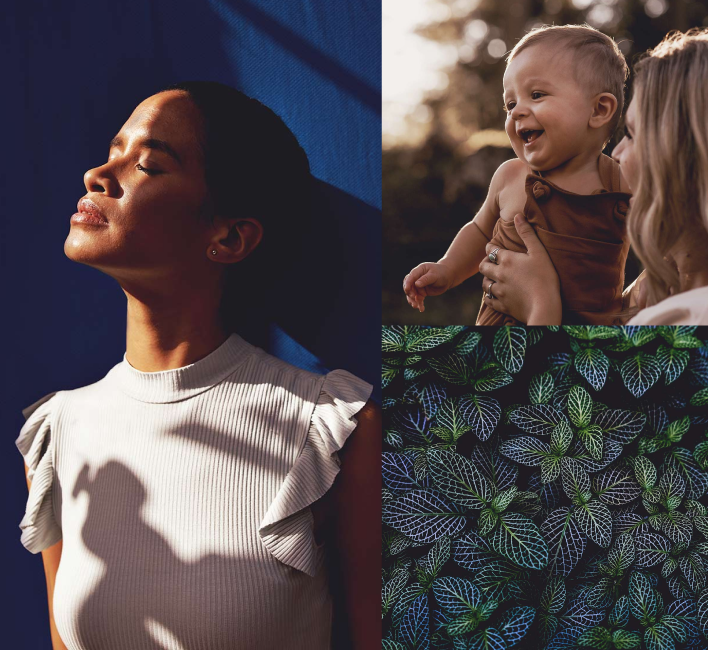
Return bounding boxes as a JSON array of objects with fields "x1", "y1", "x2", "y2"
[{"x1": 238, "y1": 180, "x2": 382, "y2": 398}]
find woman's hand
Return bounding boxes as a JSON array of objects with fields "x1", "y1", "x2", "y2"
[
  {"x1": 403, "y1": 262, "x2": 454, "y2": 312},
  {"x1": 479, "y1": 214, "x2": 563, "y2": 325}
]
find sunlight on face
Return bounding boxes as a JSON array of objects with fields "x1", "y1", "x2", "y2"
[{"x1": 503, "y1": 43, "x2": 598, "y2": 171}]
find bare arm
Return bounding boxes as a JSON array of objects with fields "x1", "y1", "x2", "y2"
[
  {"x1": 24, "y1": 462, "x2": 67, "y2": 650},
  {"x1": 403, "y1": 160, "x2": 518, "y2": 311},
  {"x1": 324, "y1": 400, "x2": 381, "y2": 650}
]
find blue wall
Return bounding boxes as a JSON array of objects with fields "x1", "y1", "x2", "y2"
[{"x1": 2, "y1": 1, "x2": 380, "y2": 646}]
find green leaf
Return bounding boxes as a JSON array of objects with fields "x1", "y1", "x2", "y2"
[
  {"x1": 529, "y1": 372, "x2": 554, "y2": 405},
  {"x1": 382, "y1": 565, "x2": 410, "y2": 616},
  {"x1": 611, "y1": 629, "x2": 641, "y2": 649},
  {"x1": 695, "y1": 442, "x2": 708, "y2": 471},
  {"x1": 491, "y1": 486, "x2": 518, "y2": 514},
  {"x1": 430, "y1": 397, "x2": 473, "y2": 442},
  {"x1": 478, "y1": 508, "x2": 499, "y2": 535},
  {"x1": 433, "y1": 576, "x2": 482, "y2": 615},
  {"x1": 427, "y1": 448, "x2": 492, "y2": 509},
  {"x1": 455, "y1": 331, "x2": 483, "y2": 355},
  {"x1": 466, "y1": 627, "x2": 507, "y2": 650},
  {"x1": 629, "y1": 571, "x2": 658, "y2": 625},
  {"x1": 399, "y1": 594, "x2": 430, "y2": 649},
  {"x1": 643, "y1": 624, "x2": 675, "y2": 650},
  {"x1": 661, "y1": 510, "x2": 692, "y2": 545},
  {"x1": 475, "y1": 364, "x2": 514, "y2": 392},
  {"x1": 666, "y1": 416, "x2": 691, "y2": 443},
  {"x1": 407, "y1": 326, "x2": 465, "y2": 352},
  {"x1": 691, "y1": 388, "x2": 708, "y2": 407},
  {"x1": 382, "y1": 326, "x2": 406, "y2": 352},
  {"x1": 634, "y1": 456, "x2": 658, "y2": 490},
  {"x1": 383, "y1": 489, "x2": 466, "y2": 544},
  {"x1": 427, "y1": 353, "x2": 476, "y2": 385},
  {"x1": 678, "y1": 551, "x2": 706, "y2": 593},
  {"x1": 620, "y1": 352, "x2": 661, "y2": 397},
  {"x1": 561, "y1": 458, "x2": 592, "y2": 504},
  {"x1": 541, "y1": 456, "x2": 563, "y2": 483},
  {"x1": 541, "y1": 506, "x2": 587, "y2": 576},
  {"x1": 607, "y1": 533, "x2": 636, "y2": 572},
  {"x1": 499, "y1": 436, "x2": 549, "y2": 466},
  {"x1": 659, "y1": 469, "x2": 686, "y2": 510},
  {"x1": 635, "y1": 533, "x2": 672, "y2": 567},
  {"x1": 550, "y1": 420, "x2": 573, "y2": 456},
  {"x1": 609, "y1": 596, "x2": 630, "y2": 627},
  {"x1": 498, "y1": 606, "x2": 535, "y2": 648},
  {"x1": 574, "y1": 348, "x2": 610, "y2": 391},
  {"x1": 577, "y1": 424, "x2": 604, "y2": 461},
  {"x1": 510, "y1": 404, "x2": 565, "y2": 436},
  {"x1": 487, "y1": 512, "x2": 549, "y2": 570},
  {"x1": 540, "y1": 577, "x2": 566, "y2": 614},
  {"x1": 563, "y1": 326, "x2": 620, "y2": 340},
  {"x1": 573, "y1": 499, "x2": 613, "y2": 547},
  {"x1": 594, "y1": 409, "x2": 647, "y2": 445},
  {"x1": 458, "y1": 394, "x2": 501, "y2": 442},
  {"x1": 697, "y1": 588, "x2": 708, "y2": 636},
  {"x1": 577, "y1": 626, "x2": 611, "y2": 649},
  {"x1": 593, "y1": 466, "x2": 642, "y2": 505},
  {"x1": 568, "y1": 385, "x2": 593, "y2": 429},
  {"x1": 655, "y1": 345, "x2": 690, "y2": 385},
  {"x1": 493, "y1": 327, "x2": 527, "y2": 374}
]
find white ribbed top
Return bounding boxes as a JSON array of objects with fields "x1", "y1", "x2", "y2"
[{"x1": 16, "y1": 333, "x2": 373, "y2": 650}]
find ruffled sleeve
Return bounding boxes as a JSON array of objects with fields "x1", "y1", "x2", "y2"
[
  {"x1": 258, "y1": 369, "x2": 373, "y2": 576},
  {"x1": 15, "y1": 392, "x2": 62, "y2": 553}
]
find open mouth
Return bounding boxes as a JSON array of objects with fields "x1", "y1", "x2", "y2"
[{"x1": 519, "y1": 128, "x2": 544, "y2": 145}]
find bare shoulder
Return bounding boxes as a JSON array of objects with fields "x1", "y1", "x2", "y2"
[{"x1": 491, "y1": 157, "x2": 527, "y2": 189}]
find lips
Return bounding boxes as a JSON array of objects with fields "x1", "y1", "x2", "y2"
[
  {"x1": 76, "y1": 198, "x2": 108, "y2": 223},
  {"x1": 518, "y1": 128, "x2": 544, "y2": 145}
]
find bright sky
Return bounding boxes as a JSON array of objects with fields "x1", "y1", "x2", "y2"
[{"x1": 383, "y1": 0, "x2": 469, "y2": 147}]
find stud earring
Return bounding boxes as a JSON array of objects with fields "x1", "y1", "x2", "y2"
[{"x1": 211, "y1": 249, "x2": 217, "y2": 256}]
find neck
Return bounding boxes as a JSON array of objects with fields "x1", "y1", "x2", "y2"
[
  {"x1": 121, "y1": 274, "x2": 229, "y2": 372},
  {"x1": 670, "y1": 227, "x2": 708, "y2": 293},
  {"x1": 538, "y1": 149, "x2": 603, "y2": 193}
]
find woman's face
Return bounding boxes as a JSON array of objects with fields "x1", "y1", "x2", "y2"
[
  {"x1": 612, "y1": 98, "x2": 638, "y2": 191},
  {"x1": 65, "y1": 91, "x2": 214, "y2": 283}
]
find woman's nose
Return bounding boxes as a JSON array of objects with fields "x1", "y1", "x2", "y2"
[{"x1": 83, "y1": 163, "x2": 119, "y2": 195}]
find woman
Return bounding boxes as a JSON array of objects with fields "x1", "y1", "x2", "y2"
[
  {"x1": 478, "y1": 29, "x2": 708, "y2": 326},
  {"x1": 16, "y1": 81, "x2": 380, "y2": 650}
]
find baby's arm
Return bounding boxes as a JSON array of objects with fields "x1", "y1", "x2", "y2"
[{"x1": 403, "y1": 160, "x2": 518, "y2": 312}]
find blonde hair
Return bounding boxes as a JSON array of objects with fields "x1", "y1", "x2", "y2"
[
  {"x1": 507, "y1": 24, "x2": 629, "y2": 140},
  {"x1": 628, "y1": 29, "x2": 708, "y2": 306}
]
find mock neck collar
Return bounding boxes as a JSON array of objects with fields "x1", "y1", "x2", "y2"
[{"x1": 108, "y1": 333, "x2": 254, "y2": 403}]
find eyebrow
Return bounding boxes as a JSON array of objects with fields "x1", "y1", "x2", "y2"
[{"x1": 109, "y1": 135, "x2": 183, "y2": 165}]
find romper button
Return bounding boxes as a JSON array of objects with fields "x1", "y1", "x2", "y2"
[
  {"x1": 614, "y1": 200, "x2": 629, "y2": 218},
  {"x1": 532, "y1": 181, "x2": 551, "y2": 201}
]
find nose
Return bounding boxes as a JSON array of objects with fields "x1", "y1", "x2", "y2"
[
  {"x1": 611, "y1": 139, "x2": 624, "y2": 163},
  {"x1": 83, "y1": 162, "x2": 120, "y2": 196},
  {"x1": 509, "y1": 102, "x2": 528, "y2": 120}
]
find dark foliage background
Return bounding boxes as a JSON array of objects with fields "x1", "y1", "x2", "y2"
[
  {"x1": 382, "y1": 325, "x2": 708, "y2": 649},
  {"x1": 383, "y1": 0, "x2": 708, "y2": 325}
]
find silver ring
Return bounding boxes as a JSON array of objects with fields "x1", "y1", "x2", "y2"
[
  {"x1": 489, "y1": 247, "x2": 500, "y2": 264},
  {"x1": 486, "y1": 279, "x2": 495, "y2": 299}
]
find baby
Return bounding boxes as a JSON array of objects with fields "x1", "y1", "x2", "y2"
[{"x1": 403, "y1": 25, "x2": 632, "y2": 325}]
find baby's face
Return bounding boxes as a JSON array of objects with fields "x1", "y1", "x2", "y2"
[{"x1": 503, "y1": 43, "x2": 599, "y2": 171}]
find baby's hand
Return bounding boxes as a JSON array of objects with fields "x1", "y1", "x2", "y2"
[{"x1": 403, "y1": 262, "x2": 454, "y2": 312}]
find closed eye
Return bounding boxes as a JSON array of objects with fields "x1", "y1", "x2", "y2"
[
  {"x1": 622, "y1": 125, "x2": 633, "y2": 140},
  {"x1": 135, "y1": 163, "x2": 161, "y2": 175}
]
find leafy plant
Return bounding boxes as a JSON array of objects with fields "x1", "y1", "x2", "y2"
[{"x1": 382, "y1": 326, "x2": 708, "y2": 649}]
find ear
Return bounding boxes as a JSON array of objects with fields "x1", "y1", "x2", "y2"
[
  {"x1": 589, "y1": 92, "x2": 618, "y2": 131},
  {"x1": 207, "y1": 217, "x2": 264, "y2": 263}
]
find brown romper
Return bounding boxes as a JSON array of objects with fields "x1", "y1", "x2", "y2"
[{"x1": 476, "y1": 154, "x2": 632, "y2": 325}]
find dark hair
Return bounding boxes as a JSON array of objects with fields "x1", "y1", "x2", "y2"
[{"x1": 158, "y1": 81, "x2": 313, "y2": 332}]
